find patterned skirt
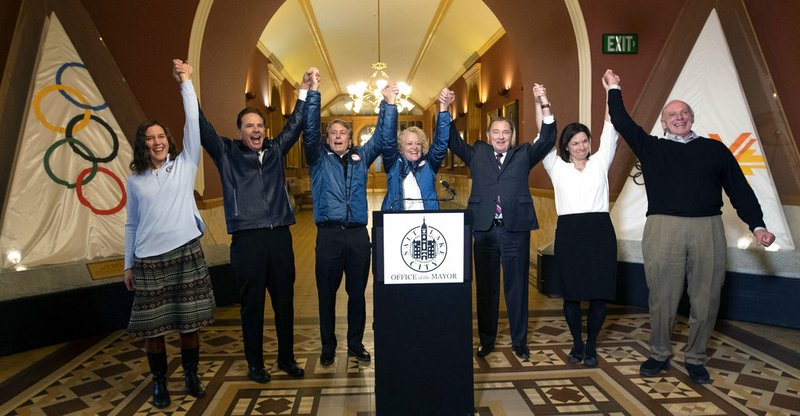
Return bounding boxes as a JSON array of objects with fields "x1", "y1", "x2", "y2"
[{"x1": 127, "y1": 238, "x2": 216, "y2": 338}]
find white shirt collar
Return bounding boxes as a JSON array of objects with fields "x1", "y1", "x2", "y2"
[{"x1": 665, "y1": 131, "x2": 698, "y2": 143}]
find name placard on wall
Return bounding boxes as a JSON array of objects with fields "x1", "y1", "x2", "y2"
[
  {"x1": 86, "y1": 258, "x2": 124, "y2": 280},
  {"x1": 382, "y1": 211, "x2": 464, "y2": 284}
]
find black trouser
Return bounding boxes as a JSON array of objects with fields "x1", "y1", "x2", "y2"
[
  {"x1": 315, "y1": 225, "x2": 371, "y2": 354},
  {"x1": 230, "y1": 227, "x2": 296, "y2": 367},
  {"x1": 474, "y1": 223, "x2": 530, "y2": 349}
]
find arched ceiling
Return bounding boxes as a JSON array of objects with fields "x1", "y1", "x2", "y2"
[{"x1": 258, "y1": 0, "x2": 503, "y2": 115}]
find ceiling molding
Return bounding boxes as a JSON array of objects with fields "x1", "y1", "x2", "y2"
[
  {"x1": 431, "y1": 27, "x2": 504, "y2": 107},
  {"x1": 463, "y1": 62, "x2": 481, "y2": 93},
  {"x1": 298, "y1": 0, "x2": 341, "y2": 93},
  {"x1": 257, "y1": 42, "x2": 298, "y2": 87},
  {"x1": 438, "y1": 54, "x2": 481, "y2": 106},
  {"x1": 268, "y1": 63, "x2": 285, "y2": 85},
  {"x1": 478, "y1": 27, "x2": 505, "y2": 56},
  {"x1": 406, "y1": 0, "x2": 453, "y2": 85}
]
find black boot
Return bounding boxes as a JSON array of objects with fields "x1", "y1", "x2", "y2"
[
  {"x1": 181, "y1": 347, "x2": 207, "y2": 398},
  {"x1": 147, "y1": 352, "x2": 171, "y2": 408}
]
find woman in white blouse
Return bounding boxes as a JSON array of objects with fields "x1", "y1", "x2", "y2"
[{"x1": 542, "y1": 71, "x2": 619, "y2": 367}]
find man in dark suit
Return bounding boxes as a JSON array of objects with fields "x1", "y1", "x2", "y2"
[{"x1": 447, "y1": 85, "x2": 556, "y2": 359}]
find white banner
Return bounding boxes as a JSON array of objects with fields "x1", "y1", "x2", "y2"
[
  {"x1": 0, "y1": 13, "x2": 133, "y2": 269},
  {"x1": 611, "y1": 9, "x2": 794, "y2": 251},
  {"x1": 383, "y1": 211, "x2": 465, "y2": 284}
]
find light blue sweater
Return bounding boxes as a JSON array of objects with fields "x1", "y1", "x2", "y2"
[{"x1": 124, "y1": 81, "x2": 205, "y2": 269}]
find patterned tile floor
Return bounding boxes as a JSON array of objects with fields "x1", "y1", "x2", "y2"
[{"x1": 1, "y1": 310, "x2": 798, "y2": 415}]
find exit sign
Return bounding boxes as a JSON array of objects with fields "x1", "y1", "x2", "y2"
[{"x1": 603, "y1": 33, "x2": 638, "y2": 54}]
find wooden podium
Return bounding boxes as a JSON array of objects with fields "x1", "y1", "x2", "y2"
[{"x1": 372, "y1": 210, "x2": 474, "y2": 415}]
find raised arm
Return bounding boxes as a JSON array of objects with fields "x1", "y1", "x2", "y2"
[
  {"x1": 597, "y1": 71, "x2": 620, "y2": 169},
  {"x1": 533, "y1": 83, "x2": 551, "y2": 131},
  {"x1": 429, "y1": 89, "x2": 454, "y2": 171},
  {"x1": 379, "y1": 83, "x2": 400, "y2": 170},
  {"x1": 528, "y1": 83, "x2": 556, "y2": 167},
  {"x1": 445, "y1": 92, "x2": 473, "y2": 164},
  {"x1": 605, "y1": 69, "x2": 651, "y2": 155},
  {"x1": 533, "y1": 86, "x2": 544, "y2": 138},
  {"x1": 302, "y1": 67, "x2": 322, "y2": 164},
  {"x1": 198, "y1": 105, "x2": 224, "y2": 162},
  {"x1": 447, "y1": 123, "x2": 474, "y2": 165},
  {"x1": 536, "y1": 83, "x2": 559, "y2": 172},
  {"x1": 172, "y1": 59, "x2": 201, "y2": 166},
  {"x1": 363, "y1": 83, "x2": 399, "y2": 166},
  {"x1": 275, "y1": 68, "x2": 316, "y2": 154},
  {"x1": 601, "y1": 70, "x2": 613, "y2": 124}
]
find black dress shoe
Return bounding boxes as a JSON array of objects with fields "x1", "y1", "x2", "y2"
[
  {"x1": 347, "y1": 347, "x2": 371, "y2": 362},
  {"x1": 581, "y1": 343, "x2": 598, "y2": 367},
  {"x1": 685, "y1": 363, "x2": 712, "y2": 384},
  {"x1": 513, "y1": 345, "x2": 531, "y2": 360},
  {"x1": 320, "y1": 350, "x2": 335, "y2": 366},
  {"x1": 583, "y1": 349, "x2": 598, "y2": 368},
  {"x1": 277, "y1": 361, "x2": 305, "y2": 377},
  {"x1": 639, "y1": 357, "x2": 670, "y2": 376},
  {"x1": 247, "y1": 365, "x2": 271, "y2": 383},
  {"x1": 476, "y1": 344, "x2": 494, "y2": 357},
  {"x1": 567, "y1": 345, "x2": 584, "y2": 364}
]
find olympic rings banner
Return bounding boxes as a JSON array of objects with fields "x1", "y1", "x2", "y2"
[
  {"x1": 0, "y1": 14, "x2": 132, "y2": 269},
  {"x1": 610, "y1": 9, "x2": 794, "y2": 251}
]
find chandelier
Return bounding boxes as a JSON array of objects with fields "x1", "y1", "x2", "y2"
[{"x1": 345, "y1": 0, "x2": 414, "y2": 114}]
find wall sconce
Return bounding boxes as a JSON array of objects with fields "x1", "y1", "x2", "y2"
[
  {"x1": 474, "y1": 102, "x2": 484, "y2": 109},
  {"x1": 457, "y1": 111, "x2": 467, "y2": 118},
  {"x1": 497, "y1": 88, "x2": 510, "y2": 97},
  {"x1": 6, "y1": 249, "x2": 21, "y2": 265},
  {"x1": 245, "y1": 91, "x2": 256, "y2": 100},
  {"x1": 265, "y1": 106, "x2": 276, "y2": 113}
]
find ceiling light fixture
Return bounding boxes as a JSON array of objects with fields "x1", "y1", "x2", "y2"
[{"x1": 345, "y1": 0, "x2": 414, "y2": 114}]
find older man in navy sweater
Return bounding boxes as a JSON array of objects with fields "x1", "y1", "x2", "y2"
[{"x1": 604, "y1": 69, "x2": 775, "y2": 384}]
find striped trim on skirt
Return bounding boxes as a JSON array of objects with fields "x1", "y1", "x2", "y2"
[{"x1": 127, "y1": 238, "x2": 216, "y2": 338}]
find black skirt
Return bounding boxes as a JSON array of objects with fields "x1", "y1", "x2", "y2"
[{"x1": 554, "y1": 212, "x2": 617, "y2": 301}]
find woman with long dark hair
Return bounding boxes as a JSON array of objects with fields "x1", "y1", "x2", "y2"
[{"x1": 124, "y1": 60, "x2": 215, "y2": 408}]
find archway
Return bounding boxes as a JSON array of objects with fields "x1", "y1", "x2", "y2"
[{"x1": 195, "y1": 1, "x2": 584, "y2": 197}]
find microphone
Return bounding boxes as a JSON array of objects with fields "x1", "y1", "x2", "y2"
[{"x1": 440, "y1": 180, "x2": 456, "y2": 197}]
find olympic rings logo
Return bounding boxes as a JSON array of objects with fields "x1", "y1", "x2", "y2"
[{"x1": 33, "y1": 61, "x2": 126, "y2": 215}]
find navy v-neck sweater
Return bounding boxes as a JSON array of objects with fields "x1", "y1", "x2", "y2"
[{"x1": 608, "y1": 89, "x2": 765, "y2": 232}]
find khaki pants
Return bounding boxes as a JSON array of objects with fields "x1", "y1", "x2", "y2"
[{"x1": 642, "y1": 215, "x2": 726, "y2": 365}]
